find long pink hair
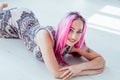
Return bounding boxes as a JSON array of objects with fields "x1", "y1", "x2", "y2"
[{"x1": 55, "y1": 12, "x2": 86, "y2": 65}]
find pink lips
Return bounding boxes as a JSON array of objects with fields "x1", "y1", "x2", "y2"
[{"x1": 68, "y1": 38, "x2": 76, "y2": 43}]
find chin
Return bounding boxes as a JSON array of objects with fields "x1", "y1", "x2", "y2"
[
  {"x1": 66, "y1": 40, "x2": 77, "y2": 46},
  {"x1": 66, "y1": 42, "x2": 75, "y2": 46}
]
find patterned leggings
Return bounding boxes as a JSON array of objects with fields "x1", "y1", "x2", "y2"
[{"x1": 0, "y1": 8, "x2": 45, "y2": 61}]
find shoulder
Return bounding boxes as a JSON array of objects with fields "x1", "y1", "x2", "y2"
[
  {"x1": 81, "y1": 42, "x2": 87, "y2": 50},
  {"x1": 71, "y1": 42, "x2": 93, "y2": 54},
  {"x1": 36, "y1": 29, "x2": 50, "y2": 38},
  {"x1": 70, "y1": 42, "x2": 87, "y2": 53},
  {"x1": 37, "y1": 29, "x2": 49, "y2": 35},
  {"x1": 80, "y1": 43, "x2": 94, "y2": 54},
  {"x1": 34, "y1": 29, "x2": 54, "y2": 47}
]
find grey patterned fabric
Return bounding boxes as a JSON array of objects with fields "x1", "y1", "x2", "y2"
[{"x1": 0, "y1": 8, "x2": 56, "y2": 62}]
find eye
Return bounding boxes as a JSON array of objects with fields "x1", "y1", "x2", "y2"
[
  {"x1": 77, "y1": 31, "x2": 82, "y2": 33},
  {"x1": 70, "y1": 29, "x2": 74, "y2": 32}
]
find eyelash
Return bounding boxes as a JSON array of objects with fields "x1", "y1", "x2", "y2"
[
  {"x1": 70, "y1": 29, "x2": 82, "y2": 33},
  {"x1": 77, "y1": 31, "x2": 82, "y2": 33},
  {"x1": 70, "y1": 29, "x2": 74, "y2": 33}
]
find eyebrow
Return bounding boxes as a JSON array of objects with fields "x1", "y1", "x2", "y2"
[{"x1": 71, "y1": 27, "x2": 82, "y2": 31}]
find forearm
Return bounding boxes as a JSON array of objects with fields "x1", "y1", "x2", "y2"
[
  {"x1": 75, "y1": 47, "x2": 105, "y2": 71},
  {"x1": 67, "y1": 46, "x2": 105, "y2": 78},
  {"x1": 78, "y1": 57, "x2": 105, "y2": 71},
  {"x1": 76, "y1": 68, "x2": 104, "y2": 76},
  {"x1": 74, "y1": 57, "x2": 105, "y2": 77}
]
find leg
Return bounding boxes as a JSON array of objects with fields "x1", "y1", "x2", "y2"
[
  {"x1": 0, "y1": 5, "x2": 44, "y2": 62},
  {"x1": 14, "y1": 8, "x2": 45, "y2": 62},
  {"x1": 0, "y1": 3, "x2": 19, "y2": 38}
]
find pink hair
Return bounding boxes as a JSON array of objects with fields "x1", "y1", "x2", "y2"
[{"x1": 55, "y1": 12, "x2": 86, "y2": 65}]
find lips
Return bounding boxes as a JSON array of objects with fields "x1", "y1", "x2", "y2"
[{"x1": 68, "y1": 38, "x2": 75, "y2": 43}]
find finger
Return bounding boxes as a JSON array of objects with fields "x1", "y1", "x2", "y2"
[
  {"x1": 62, "y1": 72, "x2": 73, "y2": 80},
  {"x1": 60, "y1": 70, "x2": 70, "y2": 78},
  {"x1": 59, "y1": 67, "x2": 69, "y2": 71}
]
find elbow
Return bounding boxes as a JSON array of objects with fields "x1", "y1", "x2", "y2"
[
  {"x1": 52, "y1": 72, "x2": 61, "y2": 79},
  {"x1": 98, "y1": 67, "x2": 105, "y2": 74},
  {"x1": 100, "y1": 56, "x2": 106, "y2": 68},
  {"x1": 97, "y1": 56, "x2": 106, "y2": 69},
  {"x1": 53, "y1": 73, "x2": 60, "y2": 79},
  {"x1": 96, "y1": 57, "x2": 106, "y2": 74},
  {"x1": 54, "y1": 75, "x2": 61, "y2": 79}
]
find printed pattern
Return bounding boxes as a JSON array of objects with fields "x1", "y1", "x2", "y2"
[
  {"x1": 0, "y1": 9, "x2": 19, "y2": 38},
  {"x1": 0, "y1": 8, "x2": 56, "y2": 61}
]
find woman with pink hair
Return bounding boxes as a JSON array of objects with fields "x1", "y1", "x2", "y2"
[{"x1": 0, "y1": 3, "x2": 105, "y2": 80}]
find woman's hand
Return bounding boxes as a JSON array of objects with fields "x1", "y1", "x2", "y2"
[{"x1": 59, "y1": 65, "x2": 83, "y2": 80}]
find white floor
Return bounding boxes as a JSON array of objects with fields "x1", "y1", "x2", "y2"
[{"x1": 0, "y1": 0, "x2": 120, "y2": 80}]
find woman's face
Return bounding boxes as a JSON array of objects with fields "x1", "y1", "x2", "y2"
[{"x1": 66, "y1": 19, "x2": 83, "y2": 46}]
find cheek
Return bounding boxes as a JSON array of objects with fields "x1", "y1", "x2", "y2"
[
  {"x1": 67, "y1": 32, "x2": 72, "y2": 38},
  {"x1": 76, "y1": 34, "x2": 82, "y2": 41}
]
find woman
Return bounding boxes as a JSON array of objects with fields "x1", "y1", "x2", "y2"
[{"x1": 0, "y1": 3, "x2": 105, "y2": 80}]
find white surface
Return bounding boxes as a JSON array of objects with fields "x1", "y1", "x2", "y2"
[{"x1": 0, "y1": 0, "x2": 120, "y2": 80}]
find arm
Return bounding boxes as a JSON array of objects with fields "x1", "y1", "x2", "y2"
[
  {"x1": 73, "y1": 45, "x2": 105, "y2": 76},
  {"x1": 59, "y1": 45, "x2": 105, "y2": 79},
  {"x1": 76, "y1": 46, "x2": 105, "y2": 70},
  {"x1": 34, "y1": 30, "x2": 64, "y2": 78}
]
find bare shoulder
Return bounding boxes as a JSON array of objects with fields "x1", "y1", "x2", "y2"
[
  {"x1": 82, "y1": 44, "x2": 93, "y2": 53},
  {"x1": 34, "y1": 29, "x2": 54, "y2": 47},
  {"x1": 80, "y1": 43, "x2": 95, "y2": 54}
]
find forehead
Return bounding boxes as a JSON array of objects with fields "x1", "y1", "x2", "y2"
[{"x1": 71, "y1": 19, "x2": 83, "y2": 29}]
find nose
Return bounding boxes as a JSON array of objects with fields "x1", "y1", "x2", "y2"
[{"x1": 70, "y1": 33, "x2": 77, "y2": 41}]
